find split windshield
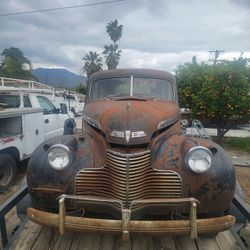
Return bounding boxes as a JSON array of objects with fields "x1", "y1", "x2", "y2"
[{"x1": 89, "y1": 76, "x2": 174, "y2": 100}]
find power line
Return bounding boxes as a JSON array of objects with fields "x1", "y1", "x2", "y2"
[
  {"x1": 209, "y1": 50, "x2": 225, "y2": 65},
  {"x1": 0, "y1": 0, "x2": 124, "y2": 17}
]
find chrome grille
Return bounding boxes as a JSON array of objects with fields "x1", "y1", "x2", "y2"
[{"x1": 76, "y1": 150, "x2": 182, "y2": 208}]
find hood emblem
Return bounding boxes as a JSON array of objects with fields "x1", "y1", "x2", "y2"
[
  {"x1": 125, "y1": 130, "x2": 131, "y2": 143},
  {"x1": 110, "y1": 130, "x2": 147, "y2": 143}
]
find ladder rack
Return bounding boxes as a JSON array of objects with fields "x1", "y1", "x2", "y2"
[{"x1": 0, "y1": 77, "x2": 54, "y2": 93}]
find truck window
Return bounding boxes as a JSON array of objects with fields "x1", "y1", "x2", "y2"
[
  {"x1": 89, "y1": 76, "x2": 174, "y2": 100},
  {"x1": 37, "y1": 96, "x2": 55, "y2": 114},
  {"x1": 90, "y1": 77, "x2": 130, "y2": 99},
  {"x1": 0, "y1": 95, "x2": 32, "y2": 108}
]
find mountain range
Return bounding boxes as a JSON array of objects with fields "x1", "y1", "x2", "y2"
[{"x1": 32, "y1": 68, "x2": 86, "y2": 89}]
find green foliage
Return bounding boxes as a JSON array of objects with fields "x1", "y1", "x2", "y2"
[
  {"x1": 223, "y1": 137, "x2": 250, "y2": 153},
  {"x1": 176, "y1": 56, "x2": 250, "y2": 141},
  {"x1": 82, "y1": 51, "x2": 103, "y2": 79},
  {"x1": 106, "y1": 19, "x2": 123, "y2": 44},
  {"x1": 0, "y1": 47, "x2": 36, "y2": 80},
  {"x1": 75, "y1": 83, "x2": 87, "y2": 94},
  {"x1": 103, "y1": 19, "x2": 123, "y2": 70},
  {"x1": 103, "y1": 44, "x2": 121, "y2": 70}
]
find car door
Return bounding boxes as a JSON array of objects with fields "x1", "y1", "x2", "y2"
[{"x1": 36, "y1": 95, "x2": 63, "y2": 140}]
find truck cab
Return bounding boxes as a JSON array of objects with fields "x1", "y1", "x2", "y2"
[{"x1": 0, "y1": 78, "x2": 76, "y2": 138}]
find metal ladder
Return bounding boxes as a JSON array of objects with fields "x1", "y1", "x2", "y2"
[{"x1": 191, "y1": 119, "x2": 211, "y2": 140}]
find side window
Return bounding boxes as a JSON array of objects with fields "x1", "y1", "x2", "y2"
[
  {"x1": 37, "y1": 96, "x2": 55, "y2": 114},
  {"x1": 0, "y1": 95, "x2": 32, "y2": 108},
  {"x1": 0, "y1": 95, "x2": 20, "y2": 108},
  {"x1": 23, "y1": 96, "x2": 32, "y2": 107}
]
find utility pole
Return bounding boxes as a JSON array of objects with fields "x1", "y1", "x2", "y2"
[{"x1": 209, "y1": 50, "x2": 225, "y2": 65}]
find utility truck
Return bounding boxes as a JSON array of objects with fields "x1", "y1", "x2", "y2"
[{"x1": 0, "y1": 77, "x2": 76, "y2": 192}]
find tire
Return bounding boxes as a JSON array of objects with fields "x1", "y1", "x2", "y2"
[
  {"x1": 64, "y1": 120, "x2": 76, "y2": 135},
  {"x1": 0, "y1": 153, "x2": 17, "y2": 193}
]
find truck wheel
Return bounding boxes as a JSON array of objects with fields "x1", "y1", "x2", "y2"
[
  {"x1": 0, "y1": 154, "x2": 17, "y2": 193},
  {"x1": 64, "y1": 120, "x2": 76, "y2": 135}
]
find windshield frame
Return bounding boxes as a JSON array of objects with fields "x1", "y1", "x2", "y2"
[{"x1": 88, "y1": 75, "x2": 175, "y2": 101}]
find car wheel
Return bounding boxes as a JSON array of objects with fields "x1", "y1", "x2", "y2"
[{"x1": 0, "y1": 154, "x2": 17, "y2": 193}]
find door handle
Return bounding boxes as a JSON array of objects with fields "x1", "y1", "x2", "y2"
[{"x1": 45, "y1": 119, "x2": 49, "y2": 124}]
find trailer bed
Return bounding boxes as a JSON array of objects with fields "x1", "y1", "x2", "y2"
[{"x1": 9, "y1": 221, "x2": 241, "y2": 250}]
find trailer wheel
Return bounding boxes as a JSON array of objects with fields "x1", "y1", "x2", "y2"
[{"x1": 0, "y1": 154, "x2": 17, "y2": 193}]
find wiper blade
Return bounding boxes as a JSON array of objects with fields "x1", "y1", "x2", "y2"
[{"x1": 107, "y1": 94, "x2": 121, "y2": 98}]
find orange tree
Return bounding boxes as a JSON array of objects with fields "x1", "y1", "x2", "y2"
[{"x1": 176, "y1": 57, "x2": 250, "y2": 142}]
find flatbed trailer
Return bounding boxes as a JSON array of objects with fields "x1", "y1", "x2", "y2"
[
  {"x1": 8, "y1": 221, "x2": 244, "y2": 250},
  {"x1": 0, "y1": 183, "x2": 249, "y2": 250}
]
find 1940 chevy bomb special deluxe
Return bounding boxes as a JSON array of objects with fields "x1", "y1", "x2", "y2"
[{"x1": 27, "y1": 69, "x2": 235, "y2": 240}]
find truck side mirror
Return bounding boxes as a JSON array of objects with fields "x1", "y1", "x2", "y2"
[{"x1": 60, "y1": 103, "x2": 68, "y2": 114}]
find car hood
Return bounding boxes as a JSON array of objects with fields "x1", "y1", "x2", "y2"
[{"x1": 83, "y1": 98, "x2": 180, "y2": 145}]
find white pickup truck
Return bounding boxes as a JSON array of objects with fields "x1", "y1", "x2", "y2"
[
  {"x1": 0, "y1": 108, "x2": 45, "y2": 192},
  {"x1": 0, "y1": 77, "x2": 76, "y2": 192}
]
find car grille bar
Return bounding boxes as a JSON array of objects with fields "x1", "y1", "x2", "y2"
[{"x1": 76, "y1": 150, "x2": 182, "y2": 208}]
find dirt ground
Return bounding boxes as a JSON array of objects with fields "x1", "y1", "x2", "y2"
[
  {"x1": 235, "y1": 167, "x2": 250, "y2": 204},
  {"x1": 225, "y1": 148, "x2": 250, "y2": 204}
]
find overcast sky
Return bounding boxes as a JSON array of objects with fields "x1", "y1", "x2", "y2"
[{"x1": 0, "y1": 0, "x2": 249, "y2": 75}]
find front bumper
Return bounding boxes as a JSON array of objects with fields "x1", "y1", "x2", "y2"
[{"x1": 27, "y1": 194, "x2": 235, "y2": 241}]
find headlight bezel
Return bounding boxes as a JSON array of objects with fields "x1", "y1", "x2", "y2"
[
  {"x1": 185, "y1": 146, "x2": 213, "y2": 174},
  {"x1": 47, "y1": 144, "x2": 73, "y2": 171}
]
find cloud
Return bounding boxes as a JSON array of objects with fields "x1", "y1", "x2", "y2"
[{"x1": 0, "y1": 0, "x2": 249, "y2": 74}]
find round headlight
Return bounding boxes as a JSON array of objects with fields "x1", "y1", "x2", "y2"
[
  {"x1": 47, "y1": 144, "x2": 72, "y2": 170},
  {"x1": 185, "y1": 146, "x2": 212, "y2": 173}
]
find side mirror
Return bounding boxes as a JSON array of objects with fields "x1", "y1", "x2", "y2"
[
  {"x1": 60, "y1": 103, "x2": 67, "y2": 114},
  {"x1": 54, "y1": 108, "x2": 60, "y2": 114}
]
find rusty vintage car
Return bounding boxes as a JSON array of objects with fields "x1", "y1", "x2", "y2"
[{"x1": 27, "y1": 69, "x2": 235, "y2": 240}]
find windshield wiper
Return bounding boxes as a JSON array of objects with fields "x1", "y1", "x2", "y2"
[{"x1": 106, "y1": 94, "x2": 122, "y2": 99}]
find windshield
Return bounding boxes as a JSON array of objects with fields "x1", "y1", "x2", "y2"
[{"x1": 89, "y1": 76, "x2": 174, "y2": 100}]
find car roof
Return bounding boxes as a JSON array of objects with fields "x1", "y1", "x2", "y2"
[{"x1": 89, "y1": 68, "x2": 175, "y2": 83}]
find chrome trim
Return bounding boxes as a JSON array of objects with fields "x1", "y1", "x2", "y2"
[
  {"x1": 158, "y1": 114, "x2": 179, "y2": 130},
  {"x1": 185, "y1": 146, "x2": 213, "y2": 174},
  {"x1": 131, "y1": 131, "x2": 146, "y2": 138},
  {"x1": 47, "y1": 144, "x2": 73, "y2": 170},
  {"x1": 110, "y1": 130, "x2": 147, "y2": 139},
  {"x1": 110, "y1": 131, "x2": 125, "y2": 138},
  {"x1": 82, "y1": 114, "x2": 101, "y2": 129},
  {"x1": 75, "y1": 150, "x2": 182, "y2": 209}
]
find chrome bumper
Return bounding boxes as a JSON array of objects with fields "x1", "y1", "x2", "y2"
[{"x1": 27, "y1": 194, "x2": 235, "y2": 241}]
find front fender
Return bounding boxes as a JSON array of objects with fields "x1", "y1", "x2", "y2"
[
  {"x1": 151, "y1": 133, "x2": 235, "y2": 214},
  {"x1": 27, "y1": 130, "x2": 106, "y2": 210}
]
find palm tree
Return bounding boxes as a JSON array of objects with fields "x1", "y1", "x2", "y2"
[
  {"x1": 106, "y1": 19, "x2": 123, "y2": 44},
  {"x1": 103, "y1": 19, "x2": 123, "y2": 70},
  {"x1": 82, "y1": 51, "x2": 103, "y2": 79},
  {"x1": 103, "y1": 44, "x2": 121, "y2": 70}
]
